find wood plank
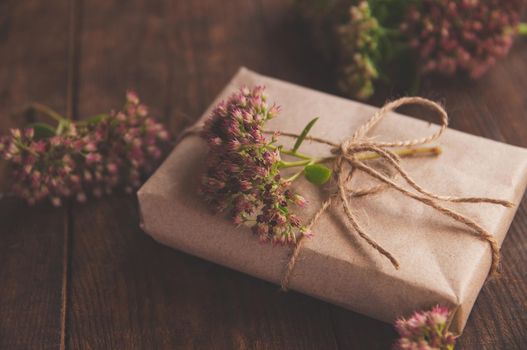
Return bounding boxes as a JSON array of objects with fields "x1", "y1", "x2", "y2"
[
  {"x1": 68, "y1": 0, "x2": 339, "y2": 348},
  {"x1": 0, "y1": 0, "x2": 71, "y2": 348}
]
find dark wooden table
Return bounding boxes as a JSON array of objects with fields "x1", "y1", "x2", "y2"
[{"x1": 1, "y1": 1, "x2": 526, "y2": 349}]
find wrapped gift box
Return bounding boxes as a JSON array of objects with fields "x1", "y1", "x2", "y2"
[{"x1": 138, "y1": 68, "x2": 527, "y2": 333}]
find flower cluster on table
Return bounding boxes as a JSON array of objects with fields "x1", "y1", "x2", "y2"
[
  {"x1": 0, "y1": 92, "x2": 170, "y2": 206},
  {"x1": 298, "y1": 0, "x2": 526, "y2": 99}
]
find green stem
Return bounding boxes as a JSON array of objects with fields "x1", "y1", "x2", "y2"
[
  {"x1": 519, "y1": 23, "x2": 527, "y2": 36},
  {"x1": 285, "y1": 169, "x2": 307, "y2": 182},
  {"x1": 280, "y1": 148, "x2": 312, "y2": 160},
  {"x1": 281, "y1": 146, "x2": 441, "y2": 182},
  {"x1": 279, "y1": 159, "x2": 312, "y2": 168},
  {"x1": 30, "y1": 102, "x2": 69, "y2": 123},
  {"x1": 76, "y1": 113, "x2": 111, "y2": 126},
  {"x1": 267, "y1": 144, "x2": 312, "y2": 160}
]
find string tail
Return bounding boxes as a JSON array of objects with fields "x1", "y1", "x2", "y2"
[
  {"x1": 341, "y1": 193, "x2": 400, "y2": 269},
  {"x1": 281, "y1": 242, "x2": 303, "y2": 291},
  {"x1": 176, "y1": 124, "x2": 203, "y2": 142},
  {"x1": 337, "y1": 167, "x2": 401, "y2": 269},
  {"x1": 447, "y1": 197, "x2": 514, "y2": 207},
  {"x1": 281, "y1": 198, "x2": 333, "y2": 291}
]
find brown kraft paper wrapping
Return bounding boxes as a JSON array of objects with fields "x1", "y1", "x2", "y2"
[{"x1": 138, "y1": 67, "x2": 527, "y2": 334}]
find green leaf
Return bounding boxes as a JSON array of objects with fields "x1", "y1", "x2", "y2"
[
  {"x1": 28, "y1": 122, "x2": 56, "y2": 139},
  {"x1": 292, "y1": 117, "x2": 318, "y2": 153},
  {"x1": 304, "y1": 164, "x2": 332, "y2": 186},
  {"x1": 519, "y1": 23, "x2": 527, "y2": 35}
]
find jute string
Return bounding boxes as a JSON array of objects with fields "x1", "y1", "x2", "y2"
[{"x1": 180, "y1": 96, "x2": 513, "y2": 292}]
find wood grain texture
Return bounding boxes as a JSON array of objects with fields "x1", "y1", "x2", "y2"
[
  {"x1": 0, "y1": 0, "x2": 70, "y2": 348},
  {"x1": 0, "y1": 0, "x2": 526, "y2": 349},
  {"x1": 68, "y1": 1, "x2": 338, "y2": 349}
]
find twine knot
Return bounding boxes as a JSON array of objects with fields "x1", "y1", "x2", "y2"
[{"x1": 334, "y1": 139, "x2": 360, "y2": 156}]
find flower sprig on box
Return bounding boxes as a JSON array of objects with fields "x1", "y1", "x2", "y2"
[
  {"x1": 298, "y1": 0, "x2": 526, "y2": 99},
  {"x1": 0, "y1": 92, "x2": 170, "y2": 206},
  {"x1": 199, "y1": 86, "x2": 440, "y2": 245},
  {"x1": 199, "y1": 86, "x2": 311, "y2": 244}
]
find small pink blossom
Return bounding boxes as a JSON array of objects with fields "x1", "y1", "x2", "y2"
[
  {"x1": 394, "y1": 305, "x2": 456, "y2": 350},
  {"x1": 293, "y1": 194, "x2": 307, "y2": 207},
  {"x1": 126, "y1": 90, "x2": 140, "y2": 105}
]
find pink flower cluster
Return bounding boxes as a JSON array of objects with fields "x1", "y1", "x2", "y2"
[
  {"x1": 298, "y1": 0, "x2": 525, "y2": 99},
  {"x1": 394, "y1": 305, "x2": 456, "y2": 350},
  {"x1": 0, "y1": 91, "x2": 170, "y2": 206},
  {"x1": 401, "y1": 0, "x2": 522, "y2": 78},
  {"x1": 199, "y1": 86, "x2": 309, "y2": 244}
]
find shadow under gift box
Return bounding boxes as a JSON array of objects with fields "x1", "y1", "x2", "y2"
[{"x1": 138, "y1": 67, "x2": 527, "y2": 334}]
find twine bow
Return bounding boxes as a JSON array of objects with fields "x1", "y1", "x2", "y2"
[{"x1": 278, "y1": 97, "x2": 512, "y2": 291}]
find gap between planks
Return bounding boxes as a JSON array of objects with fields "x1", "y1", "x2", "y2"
[{"x1": 60, "y1": 0, "x2": 81, "y2": 349}]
